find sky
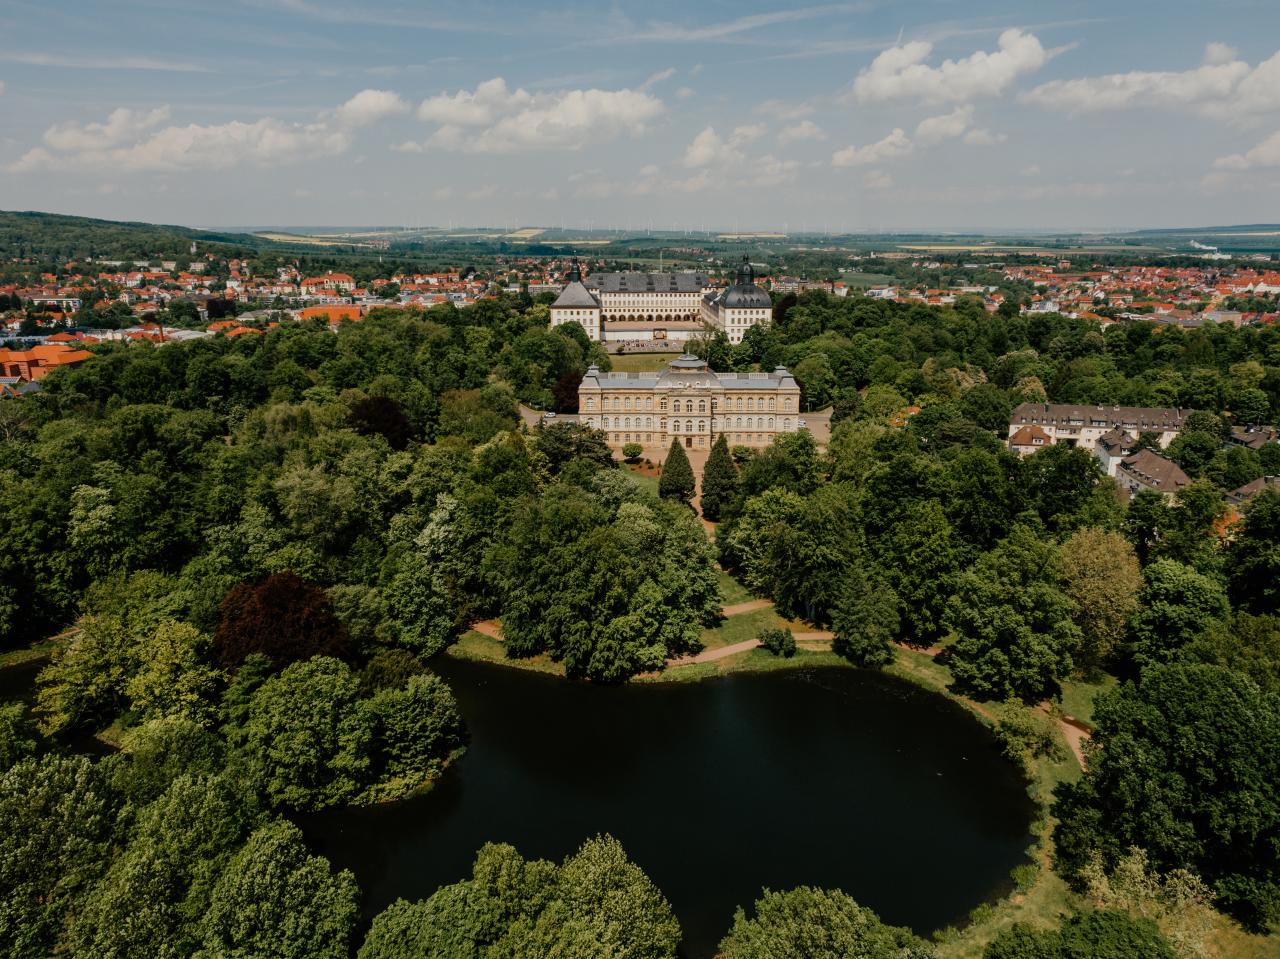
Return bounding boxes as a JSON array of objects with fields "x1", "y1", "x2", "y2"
[{"x1": 1, "y1": 0, "x2": 1279, "y2": 232}]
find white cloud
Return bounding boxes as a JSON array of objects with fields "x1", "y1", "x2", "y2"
[
  {"x1": 676, "y1": 86, "x2": 695, "y2": 100},
  {"x1": 852, "y1": 28, "x2": 1051, "y2": 104},
  {"x1": 749, "y1": 155, "x2": 801, "y2": 186},
  {"x1": 863, "y1": 170, "x2": 893, "y2": 189},
  {"x1": 1022, "y1": 44, "x2": 1280, "y2": 120},
  {"x1": 914, "y1": 105, "x2": 973, "y2": 145},
  {"x1": 411, "y1": 77, "x2": 663, "y2": 153},
  {"x1": 831, "y1": 128, "x2": 912, "y2": 167},
  {"x1": 777, "y1": 120, "x2": 826, "y2": 145},
  {"x1": 43, "y1": 107, "x2": 171, "y2": 152},
  {"x1": 417, "y1": 77, "x2": 529, "y2": 126},
  {"x1": 334, "y1": 89, "x2": 410, "y2": 127},
  {"x1": 6, "y1": 94, "x2": 398, "y2": 173},
  {"x1": 683, "y1": 124, "x2": 766, "y2": 167},
  {"x1": 1214, "y1": 129, "x2": 1280, "y2": 170},
  {"x1": 622, "y1": 4, "x2": 862, "y2": 43},
  {"x1": 641, "y1": 67, "x2": 676, "y2": 89},
  {"x1": 0, "y1": 51, "x2": 208, "y2": 72},
  {"x1": 962, "y1": 127, "x2": 1006, "y2": 145}
]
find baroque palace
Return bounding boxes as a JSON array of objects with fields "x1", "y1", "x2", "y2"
[
  {"x1": 550, "y1": 257, "x2": 773, "y2": 345},
  {"x1": 578, "y1": 354, "x2": 802, "y2": 451}
]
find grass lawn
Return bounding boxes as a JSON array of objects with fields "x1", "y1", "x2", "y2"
[
  {"x1": 1056, "y1": 674, "x2": 1117, "y2": 729},
  {"x1": 622, "y1": 466, "x2": 660, "y2": 496},
  {"x1": 448, "y1": 630, "x2": 564, "y2": 676},
  {"x1": 609, "y1": 352, "x2": 680, "y2": 373},
  {"x1": 716, "y1": 568, "x2": 756, "y2": 605},
  {"x1": 698, "y1": 607, "x2": 784, "y2": 651},
  {"x1": 0, "y1": 638, "x2": 57, "y2": 669}
]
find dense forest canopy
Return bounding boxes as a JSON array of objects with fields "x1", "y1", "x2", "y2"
[{"x1": 1, "y1": 267, "x2": 1279, "y2": 955}]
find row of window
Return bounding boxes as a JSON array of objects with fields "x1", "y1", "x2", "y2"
[
  {"x1": 589, "y1": 416, "x2": 791, "y2": 431},
  {"x1": 584, "y1": 395, "x2": 794, "y2": 412}
]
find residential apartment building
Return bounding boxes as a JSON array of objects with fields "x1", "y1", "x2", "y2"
[{"x1": 1007, "y1": 403, "x2": 1191, "y2": 455}]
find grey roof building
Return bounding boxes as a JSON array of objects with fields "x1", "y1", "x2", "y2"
[{"x1": 579, "y1": 354, "x2": 802, "y2": 453}]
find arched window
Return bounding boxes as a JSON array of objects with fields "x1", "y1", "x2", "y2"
[
  {"x1": 698, "y1": 421, "x2": 706, "y2": 432},
  {"x1": 645, "y1": 417, "x2": 652, "y2": 428},
  {"x1": 624, "y1": 397, "x2": 632, "y2": 410},
  {"x1": 747, "y1": 397, "x2": 754, "y2": 411},
  {"x1": 768, "y1": 398, "x2": 775, "y2": 411},
  {"x1": 735, "y1": 417, "x2": 742, "y2": 428},
  {"x1": 624, "y1": 417, "x2": 631, "y2": 429},
  {"x1": 686, "y1": 419, "x2": 694, "y2": 432},
  {"x1": 686, "y1": 400, "x2": 694, "y2": 413},
  {"x1": 783, "y1": 397, "x2": 793, "y2": 411},
  {"x1": 768, "y1": 417, "x2": 774, "y2": 429},
  {"x1": 585, "y1": 398, "x2": 595, "y2": 410},
  {"x1": 746, "y1": 417, "x2": 754, "y2": 429},
  {"x1": 673, "y1": 420, "x2": 681, "y2": 432},
  {"x1": 698, "y1": 399, "x2": 706, "y2": 413},
  {"x1": 659, "y1": 398, "x2": 668, "y2": 411},
  {"x1": 783, "y1": 418, "x2": 791, "y2": 430}
]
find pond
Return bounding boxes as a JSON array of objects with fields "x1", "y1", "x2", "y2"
[{"x1": 303, "y1": 657, "x2": 1036, "y2": 957}]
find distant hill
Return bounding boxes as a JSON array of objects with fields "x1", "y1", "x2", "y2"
[{"x1": 0, "y1": 210, "x2": 264, "y2": 262}]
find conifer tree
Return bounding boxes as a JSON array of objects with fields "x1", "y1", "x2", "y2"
[
  {"x1": 659, "y1": 439, "x2": 696, "y2": 504},
  {"x1": 700, "y1": 434, "x2": 739, "y2": 521}
]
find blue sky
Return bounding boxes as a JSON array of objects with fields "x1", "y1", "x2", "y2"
[{"x1": 1, "y1": 0, "x2": 1278, "y2": 231}]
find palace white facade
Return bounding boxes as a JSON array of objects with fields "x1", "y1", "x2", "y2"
[
  {"x1": 579, "y1": 354, "x2": 802, "y2": 452},
  {"x1": 700, "y1": 258, "x2": 774, "y2": 345},
  {"x1": 550, "y1": 258, "x2": 773, "y2": 345}
]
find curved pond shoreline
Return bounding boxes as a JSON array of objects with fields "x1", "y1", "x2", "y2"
[{"x1": 301, "y1": 656, "x2": 1036, "y2": 959}]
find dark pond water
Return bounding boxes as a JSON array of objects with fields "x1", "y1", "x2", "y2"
[{"x1": 303, "y1": 658, "x2": 1036, "y2": 958}]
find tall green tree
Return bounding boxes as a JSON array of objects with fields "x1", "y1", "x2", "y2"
[
  {"x1": 1053, "y1": 664, "x2": 1280, "y2": 929},
  {"x1": 700, "y1": 434, "x2": 739, "y2": 521},
  {"x1": 718, "y1": 887, "x2": 934, "y2": 959},
  {"x1": 659, "y1": 439, "x2": 696, "y2": 504},
  {"x1": 1227, "y1": 487, "x2": 1280, "y2": 615},
  {"x1": 200, "y1": 820, "x2": 359, "y2": 959}
]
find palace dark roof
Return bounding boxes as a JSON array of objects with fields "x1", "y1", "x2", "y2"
[{"x1": 586, "y1": 272, "x2": 709, "y2": 293}]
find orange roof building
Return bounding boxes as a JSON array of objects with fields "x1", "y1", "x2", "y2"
[
  {"x1": 302, "y1": 305, "x2": 362, "y2": 323},
  {"x1": 0, "y1": 343, "x2": 94, "y2": 380}
]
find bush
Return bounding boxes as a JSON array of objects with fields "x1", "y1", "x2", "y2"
[
  {"x1": 621, "y1": 442, "x2": 643, "y2": 462},
  {"x1": 759, "y1": 627, "x2": 796, "y2": 658},
  {"x1": 990, "y1": 701, "x2": 1068, "y2": 769},
  {"x1": 213, "y1": 572, "x2": 348, "y2": 670}
]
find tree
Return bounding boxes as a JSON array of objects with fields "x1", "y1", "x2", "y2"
[
  {"x1": 125, "y1": 620, "x2": 224, "y2": 725},
  {"x1": 659, "y1": 439, "x2": 695, "y2": 504},
  {"x1": 200, "y1": 820, "x2": 359, "y2": 959},
  {"x1": 947, "y1": 526, "x2": 1080, "y2": 702},
  {"x1": 983, "y1": 910, "x2": 1175, "y2": 959},
  {"x1": 359, "y1": 835, "x2": 679, "y2": 959},
  {"x1": 1127, "y1": 560, "x2": 1229, "y2": 667},
  {"x1": 1226, "y1": 488, "x2": 1280, "y2": 614},
  {"x1": 758, "y1": 626, "x2": 796, "y2": 657},
  {"x1": 359, "y1": 673, "x2": 466, "y2": 801},
  {"x1": 0, "y1": 703, "x2": 35, "y2": 769},
  {"x1": 213, "y1": 571, "x2": 348, "y2": 670},
  {"x1": 831, "y1": 570, "x2": 900, "y2": 668},
  {"x1": 1060, "y1": 529, "x2": 1142, "y2": 672},
  {"x1": 699, "y1": 434, "x2": 738, "y2": 521},
  {"x1": 1053, "y1": 664, "x2": 1280, "y2": 929},
  {"x1": 0, "y1": 755, "x2": 121, "y2": 959},
  {"x1": 879, "y1": 499, "x2": 961, "y2": 644},
  {"x1": 718, "y1": 887, "x2": 934, "y2": 959},
  {"x1": 621, "y1": 442, "x2": 643, "y2": 463},
  {"x1": 34, "y1": 614, "x2": 136, "y2": 736},
  {"x1": 348, "y1": 395, "x2": 415, "y2": 450},
  {"x1": 236, "y1": 656, "x2": 371, "y2": 810}
]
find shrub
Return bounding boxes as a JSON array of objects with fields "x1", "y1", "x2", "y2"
[
  {"x1": 759, "y1": 627, "x2": 796, "y2": 658},
  {"x1": 621, "y1": 442, "x2": 643, "y2": 462}
]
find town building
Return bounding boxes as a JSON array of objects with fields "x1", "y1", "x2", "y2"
[
  {"x1": 578, "y1": 354, "x2": 801, "y2": 452},
  {"x1": 549, "y1": 260, "x2": 601, "y2": 341},
  {"x1": 1007, "y1": 402, "x2": 1191, "y2": 454},
  {"x1": 1115, "y1": 448, "x2": 1191, "y2": 500},
  {"x1": 0, "y1": 343, "x2": 94, "y2": 381},
  {"x1": 1093, "y1": 428, "x2": 1136, "y2": 476},
  {"x1": 700, "y1": 258, "x2": 774, "y2": 345},
  {"x1": 549, "y1": 258, "x2": 772, "y2": 345}
]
